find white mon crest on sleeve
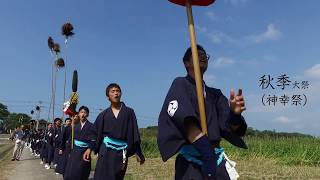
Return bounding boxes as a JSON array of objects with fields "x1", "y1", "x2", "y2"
[{"x1": 167, "y1": 100, "x2": 178, "y2": 117}]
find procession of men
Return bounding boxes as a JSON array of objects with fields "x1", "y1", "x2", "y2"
[
  {"x1": 10, "y1": 43, "x2": 248, "y2": 180},
  {"x1": 6, "y1": 0, "x2": 249, "y2": 179}
]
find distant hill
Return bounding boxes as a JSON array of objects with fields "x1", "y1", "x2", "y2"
[
  {"x1": 140, "y1": 126, "x2": 314, "y2": 138},
  {"x1": 245, "y1": 127, "x2": 314, "y2": 138}
]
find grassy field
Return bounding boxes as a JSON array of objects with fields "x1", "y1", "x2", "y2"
[
  {"x1": 0, "y1": 134, "x2": 14, "y2": 180},
  {"x1": 139, "y1": 127, "x2": 320, "y2": 165},
  {"x1": 0, "y1": 134, "x2": 13, "y2": 162},
  {"x1": 122, "y1": 128, "x2": 320, "y2": 179},
  {"x1": 88, "y1": 128, "x2": 320, "y2": 179},
  {"x1": 0, "y1": 144, "x2": 14, "y2": 159},
  {"x1": 123, "y1": 156, "x2": 320, "y2": 180},
  {"x1": 219, "y1": 136, "x2": 320, "y2": 166}
]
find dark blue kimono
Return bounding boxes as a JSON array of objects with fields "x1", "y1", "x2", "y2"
[
  {"x1": 94, "y1": 103, "x2": 144, "y2": 180},
  {"x1": 55, "y1": 125, "x2": 72, "y2": 175},
  {"x1": 40, "y1": 131, "x2": 47, "y2": 161},
  {"x1": 36, "y1": 131, "x2": 44, "y2": 155},
  {"x1": 64, "y1": 120, "x2": 97, "y2": 180},
  {"x1": 46, "y1": 127, "x2": 55, "y2": 165},
  {"x1": 53, "y1": 127, "x2": 62, "y2": 166},
  {"x1": 30, "y1": 131, "x2": 37, "y2": 154},
  {"x1": 157, "y1": 75, "x2": 247, "y2": 180}
]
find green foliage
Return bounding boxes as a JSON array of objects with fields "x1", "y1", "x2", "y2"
[
  {"x1": 0, "y1": 103, "x2": 10, "y2": 119},
  {"x1": 3, "y1": 113, "x2": 31, "y2": 131},
  {"x1": 246, "y1": 127, "x2": 314, "y2": 138},
  {"x1": 0, "y1": 102, "x2": 32, "y2": 132},
  {"x1": 0, "y1": 103, "x2": 10, "y2": 131}
]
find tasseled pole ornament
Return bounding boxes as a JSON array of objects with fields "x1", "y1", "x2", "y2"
[
  {"x1": 48, "y1": 37, "x2": 55, "y2": 52},
  {"x1": 62, "y1": 22, "x2": 75, "y2": 40},
  {"x1": 61, "y1": 22, "x2": 75, "y2": 119},
  {"x1": 53, "y1": 43, "x2": 61, "y2": 55},
  {"x1": 56, "y1": 58, "x2": 65, "y2": 69}
]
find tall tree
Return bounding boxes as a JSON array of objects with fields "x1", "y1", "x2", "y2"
[
  {"x1": 0, "y1": 103, "x2": 10, "y2": 119},
  {"x1": 2, "y1": 113, "x2": 31, "y2": 133},
  {"x1": 0, "y1": 103, "x2": 10, "y2": 132}
]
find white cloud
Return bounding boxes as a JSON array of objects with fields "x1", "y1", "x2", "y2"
[
  {"x1": 273, "y1": 116, "x2": 292, "y2": 124},
  {"x1": 207, "y1": 31, "x2": 235, "y2": 44},
  {"x1": 240, "y1": 56, "x2": 277, "y2": 68},
  {"x1": 247, "y1": 24, "x2": 281, "y2": 43},
  {"x1": 213, "y1": 57, "x2": 235, "y2": 68},
  {"x1": 204, "y1": 74, "x2": 216, "y2": 86},
  {"x1": 205, "y1": 11, "x2": 218, "y2": 21},
  {"x1": 197, "y1": 24, "x2": 280, "y2": 46},
  {"x1": 196, "y1": 25, "x2": 234, "y2": 44},
  {"x1": 304, "y1": 64, "x2": 320, "y2": 79},
  {"x1": 208, "y1": 33, "x2": 222, "y2": 43},
  {"x1": 225, "y1": 0, "x2": 249, "y2": 6},
  {"x1": 195, "y1": 25, "x2": 208, "y2": 34}
]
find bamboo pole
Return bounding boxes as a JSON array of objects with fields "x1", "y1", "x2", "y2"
[{"x1": 185, "y1": 0, "x2": 208, "y2": 135}]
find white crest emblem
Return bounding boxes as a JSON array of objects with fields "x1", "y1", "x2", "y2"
[{"x1": 167, "y1": 100, "x2": 178, "y2": 117}]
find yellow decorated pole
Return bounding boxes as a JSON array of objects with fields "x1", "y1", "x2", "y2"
[{"x1": 63, "y1": 70, "x2": 79, "y2": 149}]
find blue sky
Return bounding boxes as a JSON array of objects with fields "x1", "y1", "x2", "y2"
[{"x1": 0, "y1": 0, "x2": 319, "y2": 136}]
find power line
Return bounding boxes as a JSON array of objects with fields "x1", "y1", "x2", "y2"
[
  {"x1": 0, "y1": 100, "x2": 50, "y2": 104},
  {"x1": 2, "y1": 100, "x2": 158, "y2": 121}
]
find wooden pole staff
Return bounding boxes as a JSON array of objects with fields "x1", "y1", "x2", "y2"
[
  {"x1": 169, "y1": 0, "x2": 215, "y2": 134},
  {"x1": 185, "y1": 0, "x2": 208, "y2": 134}
]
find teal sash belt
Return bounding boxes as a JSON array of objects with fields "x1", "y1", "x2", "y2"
[
  {"x1": 179, "y1": 145, "x2": 225, "y2": 166},
  {"x1": 74, "y1": 139, "x2": 89, "y2": 148},
  {"x1": 103, "y1": 136, "x2": 128, "y2": 151}
]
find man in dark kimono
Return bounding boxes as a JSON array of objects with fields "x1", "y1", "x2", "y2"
[
  {"x1": 45, "y1": 120, "x2": 57, "y2": 169},
  {"x1": 55, "y1": 118, "x2": 72, "y2": 176},
  {"x1": 94, "y1": 83, "x2": 145, "y2": 180},
  {"x1": 37, "y1": 129, "x2": 45, "y2": 157},
  {"x1": 64, "y1": 106, "x2": 97, "y2": 180},
  {"x1": 53, "y1": 118, "x2": 63, "y2": 171},
  {"x1": 40, "y1": 123, "x2": 51, "y2": 166},
  {"x1": 157, "y1": 45, "x2": 248, "y2": 180},
  {"x1": 30, "y1": 130, "x2": 38, "y2": 156},
  {"x1": 34, "y1": 130, "x2": 41, "y2": 157}
]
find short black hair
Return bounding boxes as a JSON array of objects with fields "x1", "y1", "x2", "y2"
[
  {"x1": 65, "y1": 117, "x2": 71, "y2": 122},
  {"x1": 54, "y1": 118, "x2": 62, "y2": 123},
  {"x1": 182, "y1": 44, "x2": 207, "y2": 63},
  {"x1": 105, "y1": 83, "x2": 121, "y2": 97},
  {"x1": 78, "y1": 106, "x2": 89, "y2": 115}
]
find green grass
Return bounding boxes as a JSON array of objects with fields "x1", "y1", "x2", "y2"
[
  {"x1": 139, "y1": 127, "x2": 160, "y2": 158},
  {"x1": 124, "y1": 131, "x2": 320, "y2": 179},
  {"x1": 0, "y1": 134, "x2": 14, "y2": 161},
  {"x1": 139, "y1": 128, "x2": 320, "y2": 166},
  {"x1": 221, "y1": 136, "x2": 320, "y2": 166},
  {"x1": 91, "y1": 128, "x2": 320, "y2": 179},
  {"x1": 0, "y1": 144, "x2": 14, "y2": 162}
]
